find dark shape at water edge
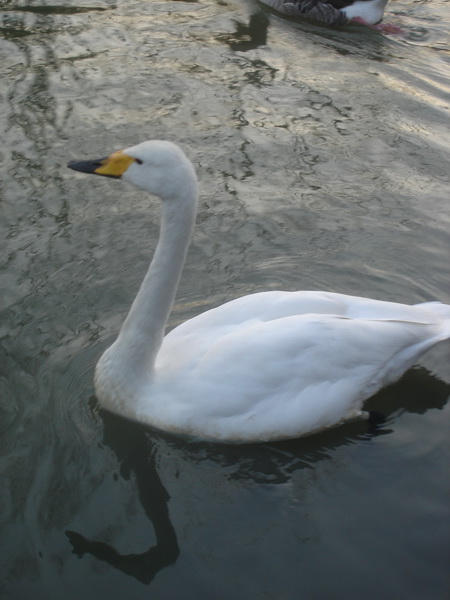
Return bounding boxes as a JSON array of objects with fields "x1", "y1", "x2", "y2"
[
  {"x1": 216, "y1": 12, "x2": 270, "y2": 51},
  {"x1": 66, "y1": 412, "x2": 180, "y2": 585},
  {"x1": 66, "y1": 529, "x2": 179, "y2": 586}
]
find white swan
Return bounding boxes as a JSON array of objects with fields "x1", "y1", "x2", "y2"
[{"x1": 68, "y1": 140, "x2": 450, "y2": 443}]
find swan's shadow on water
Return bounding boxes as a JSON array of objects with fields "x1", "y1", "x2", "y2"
[
  {"x1": 66, "y1": 366, "x2": 448, "y2": 583},
  {"x1": 66, "y1": 412, "x2": 180, "y2": 585}
]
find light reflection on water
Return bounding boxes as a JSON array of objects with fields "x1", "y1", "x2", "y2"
[{"x1": 1, "y1": 1, "x2": 449, "y2": 598}]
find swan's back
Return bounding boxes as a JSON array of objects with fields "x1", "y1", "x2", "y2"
[{"x1": 162, "y1": 290, "x2": 450, "y2": 340}]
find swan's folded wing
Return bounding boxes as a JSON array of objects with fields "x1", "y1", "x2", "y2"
[
  {"x1": 154, "y1": 312, "x2": 444, "y2": 440},
  {"x1": 165, "y1": 290, "x2": 447, "y2": 338}
]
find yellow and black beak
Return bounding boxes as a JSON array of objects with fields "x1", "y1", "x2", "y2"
[{"x1": 68, "y1": 149, "x2": 136, "y2": 179}]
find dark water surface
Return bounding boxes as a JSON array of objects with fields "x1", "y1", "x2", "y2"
[{"x1": 1, "y1": 1, "x2": 449, "y2": 598}]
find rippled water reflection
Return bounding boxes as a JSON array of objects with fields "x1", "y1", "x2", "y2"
[{"x1": 1, "y1": 1, "x2": 449, "y2": 598}]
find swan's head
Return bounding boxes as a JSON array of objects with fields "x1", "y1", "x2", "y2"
[{"x1": 68, "y1": 140, "x2": 198, "y2": 201}]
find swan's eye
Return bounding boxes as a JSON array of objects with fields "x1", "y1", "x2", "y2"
[{"x1": 134, "y1": 158, "x2": 143, "y2": 165}]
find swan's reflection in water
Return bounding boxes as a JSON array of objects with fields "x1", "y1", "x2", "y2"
[
  {"x1": 216, "y1": 12, "x2": 269, "y2": 51},
  {"x1": 66, "y1": 366, "x2": 448, "y2": 583},
  {"x1": 66, "y1": 413, "x2": 179, "y2": 585}
]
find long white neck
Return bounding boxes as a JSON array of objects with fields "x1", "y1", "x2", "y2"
[{"x1": 110, "y1": 186, "x2": 197, "y2": 379}]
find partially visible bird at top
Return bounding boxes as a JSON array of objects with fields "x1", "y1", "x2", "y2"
[{"x1": 258, "y1": 0, "x2": 404, "y2": 34}]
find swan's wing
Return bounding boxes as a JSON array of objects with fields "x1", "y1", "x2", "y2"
[
  {"x1": 155, "y1": 310, "x2": 446, "y2": 440},
  {"x1": 168, "y1": 290, "x2": 445, "y2": 336},
  {"x1": 180, "y1": 314, "x2": 443, "y2": 398}
]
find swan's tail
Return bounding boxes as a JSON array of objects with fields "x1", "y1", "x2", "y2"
[{"x1": 417, "y1": 302, "x2": 450, "y2": 339}]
